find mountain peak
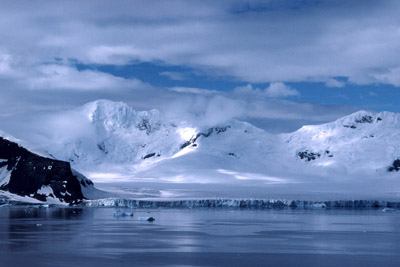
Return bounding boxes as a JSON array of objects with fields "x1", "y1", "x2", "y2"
[{"x1": 79, "y1": 99, "x2": 162, "y2": 131}]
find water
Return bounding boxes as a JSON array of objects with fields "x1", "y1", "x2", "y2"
[{"x1": 0, "y1": 207, "x2": 400, "y2": 266}]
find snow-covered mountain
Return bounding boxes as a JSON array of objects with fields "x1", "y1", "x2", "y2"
[
  {"x1": 284, "y1": 110, "x2": 400, "y2": 175},
  {"x1": 52, "y1": 100, "x2": 185, "y2": 167},
  {"x1": 37, "y1": 100, "x2": 399, "y2": 191}
]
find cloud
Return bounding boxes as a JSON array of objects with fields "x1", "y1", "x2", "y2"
[
  {"x1": 325, "y1": 78, "x2": 345, "y2": 88},
  {"x1": 169, "y1": 86, "x2": 218, "y2": 95},
  {"x1": 0, "y1": 53, "x2": 13, "y2": 76},
  {"x1": 203, "y1": 96, "x2": 245, "y2": 126},
  {"x1": 28, "y1": 64, "x2": 146, "y2": 91},
  {"x1": 0, "y1": 1, "x2": 399, "y2": 86},
  {"x1": 159, "y1": 71, "x2": 186, "y2": 81},
  {"x1": 87, "y1": 46, "x2": 139, "y2": 65},
  {"x1": 234, "y1": 83, "x2": 299, "y2": 98},
  {"x1": 370, "y1": 67, "x2": 400, "y2": 86},
  {"x1": 265, "y1": 82, "x2": 299, "y2": 97}
]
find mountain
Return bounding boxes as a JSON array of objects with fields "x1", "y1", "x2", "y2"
[
  {"x1": 283, "y1": 110, "x2": 400, "y2": 175},
  {"x1": 0, "y1": 130, "x2": 96, "y2": 204},
  {"x1": 52, "y1": 100, "x2": 184, "y2": 168},
  {"x1": 21, "y1": 100, "x2": 400, "y2": 197}
]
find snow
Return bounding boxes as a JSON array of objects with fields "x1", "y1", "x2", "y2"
[
  {"x1": 282, "y1": 110, "x2": 400, "y2": 175},
  {"x1": 0, "y1": 166, "x2": 11, "y2": 187},
  {"x1": 0, "y1": 190, "x2": 44, "y2": 204},
  {"x1": 36, "y1": 186, "x2": 66, "y2": 205},
  {"x1": 176, "y1": 127, "x2": 197, "y2": 141},
  {"x1": 0, "y1": 129, "x2": 52, "y2": 158},
  {"x1": 37, "y1": 185, "x2": 54, "y2": 196}
]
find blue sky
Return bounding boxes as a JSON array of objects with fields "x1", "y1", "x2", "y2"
[
  {"x1": 1, "y1": 0, "x2": 400, "y2": 135},
  {"x1": 76, "y1": 61, "x2": 400, "y2": 112}
]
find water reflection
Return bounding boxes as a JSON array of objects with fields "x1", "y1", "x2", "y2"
[{"x1": 1, "y1": 207, "x2": 87, "y2": 252}]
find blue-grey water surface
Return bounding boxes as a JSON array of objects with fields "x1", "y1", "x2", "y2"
[{"x1": 0, "y1": 207, "x2": 400, "y2": 266}]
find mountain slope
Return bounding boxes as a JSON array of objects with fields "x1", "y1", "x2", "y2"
[{"x1": 283, "y1": 110, "x2": 400, "y2": 174}]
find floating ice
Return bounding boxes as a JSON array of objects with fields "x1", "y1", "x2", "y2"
[{"x1": 113, "y1": 210, "x2": 134, "y2": 217}]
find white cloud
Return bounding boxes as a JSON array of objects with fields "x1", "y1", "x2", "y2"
[
  {"x1": 265, "y1": 82, "x2": 299, "y2": 98},
  {"x1": 234, "y1": 83, "x2": 299, "y2": 98},
  {"x1": 0, "y1": 54, "x2": 12, "y2": 75},
  {"x1": 87, "y1": 46, "x2": 139, "y2": 65},
  {"x1": 170, "y1": 86, "x2": 217, "y2": 95},
  {"x1": 203, "y1": 96, "x2": 245, "y2": 126},
  {"x1": 325, "y1": 78, "x2": 345, "y2": 88},
  {"x1": 370, "y1": 67, "x2": 400, "y2": 87},
  {"x1": 28, "y1": 64, "x2": 145, "y2": 91}
]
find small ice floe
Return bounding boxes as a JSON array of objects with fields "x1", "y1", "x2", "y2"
[
  {"x1": 382, "y1": 208, "x2": 396, "y2": 212},
  {"x1": 38, "y1": 204, "x2": 49, "y2": 208},
  {"x1": 36, "y1": 224, "x2": 43, "y2": 227},
  {"x1": 0, "y1": 204, "x2": 11, "y2": 208},
  {"x1": 311, "y1": 203, "x2": 327, "y2": 209},
  {"x1": 113, "y1": 210, "x2": 134, "y2": 217},
  {"x1": 139, "y1": 216, "x2": 155, "y2": 222}
]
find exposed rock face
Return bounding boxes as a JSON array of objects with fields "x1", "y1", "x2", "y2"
[
  {"x1": 388, "y1": 159, "x2": 400, "y2": 172},
  {"x1": 297, "y1": 150, "x2": 321, "y2": 161},
  {"x1": 355, "y1": 115, "x2": 373, "y2": 123},
  {"x1": 0, "y1": 136, "x2": 87, "y2": 204},
  {"x1": 180, "y1": 126, "x2": 231, "y2": 149}
]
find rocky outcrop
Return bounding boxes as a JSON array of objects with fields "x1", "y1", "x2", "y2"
[
  {"x1": 388, "y1": 159, "x2": 400, "y2": 172},
  {"x1": 180, "y1": 126, "x2": 231, "y2": 149},
  {"x1": 0, "y1": 136, "x2": 90, "y2": 204},
  {"x1": 297, "y1": 150, "x2": 321, "y2": 161}
]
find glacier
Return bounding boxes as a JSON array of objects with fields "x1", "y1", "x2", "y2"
[{"x1": 85, "y1": 198, "x2": 400, "y2": 210}]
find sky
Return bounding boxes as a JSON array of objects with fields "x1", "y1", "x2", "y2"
[{"x1": 1, "y1": 0, "x2": 400, "y2": 136}]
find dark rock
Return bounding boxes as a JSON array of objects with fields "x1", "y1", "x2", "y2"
[
  {"x1": 179, "y1": 126, "x2": 231, "y2": 150},
  {"x1": 388, "y1": 159, "x2": 400, "y2": 172},
  {"x1": 137, "y1": 119, "x2": 161, "y2": 135},
  {"x1": 343, "y1": 125, "x2": 357, "y2": 129},
  {"x1": 355, "y1": 115, "x2": 373, "y2": 123},
  {"x1": 97, "y1": 142, "x2": 108, "y2": 154},
  {"x1": 179, "y1": 141, "x2": 191, "y2": 150},
  {"x1": 147, "y1": 217, "x2": 155, "y2": 222},
  {"x1": 298, "y1": 150, "x2": 321, "y2": 161},
  {"x1": 377, "y1": 117, "x2": 382, "y2": 121},
  {"x1": 143, "y1": 153, "x2": 156, "y2": 160},
  {"x1": 0, "y1": 137, "x2": 87, "y2": 204}
]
